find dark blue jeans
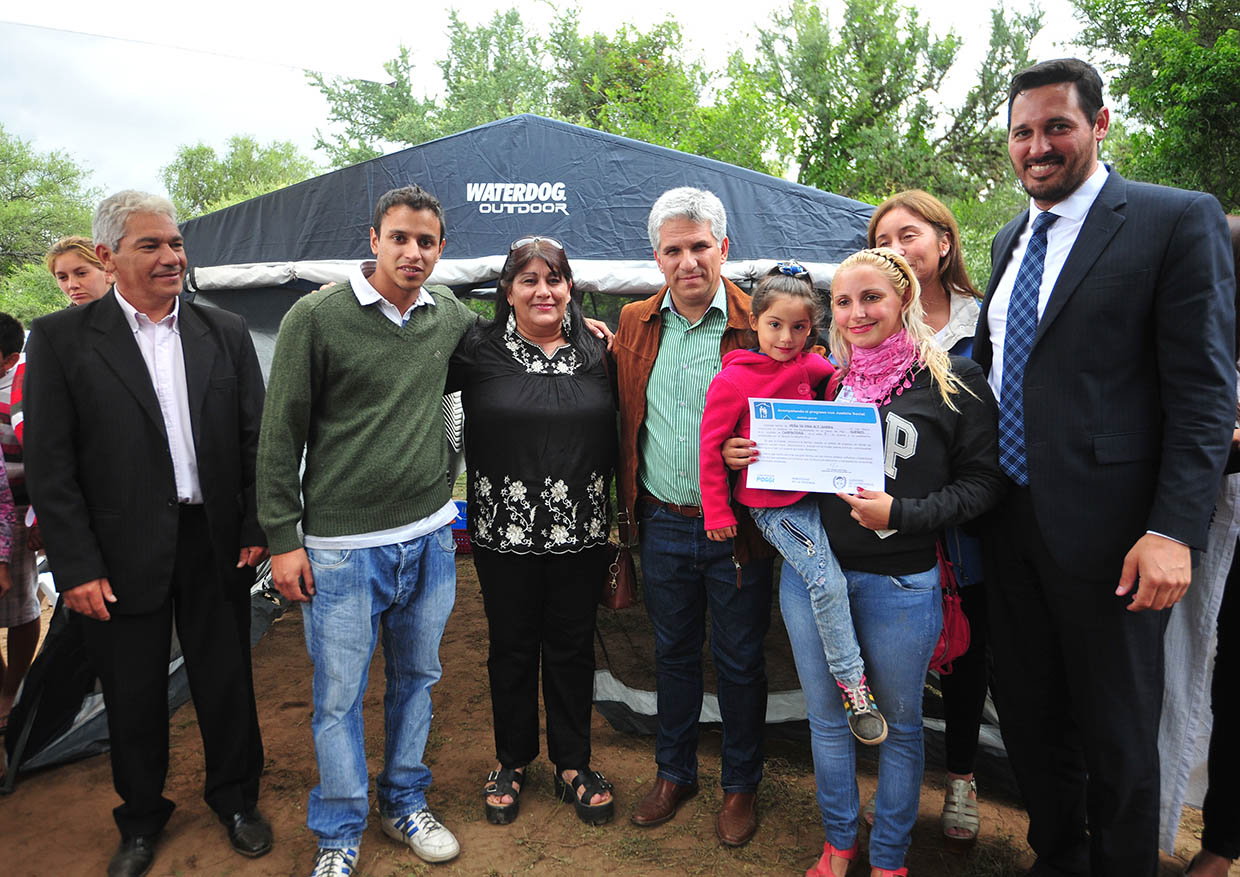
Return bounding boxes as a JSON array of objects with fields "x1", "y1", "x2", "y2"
[{"x1": 638, "y1": 500, "x2": 774, "y2": 792}]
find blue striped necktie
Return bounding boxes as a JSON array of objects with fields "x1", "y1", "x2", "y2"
[{"x1": 998, "y1": 210, "x2": 1058, "y2": 485}]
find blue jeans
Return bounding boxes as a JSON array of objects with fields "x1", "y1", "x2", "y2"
[
  {"x1": 301, "y1": 526, "x2": 457, "y2": 848},
  {"x1": 779, "y1": 560, "x2": 940, "y2": 871},
  {"x1": 749, "y1": 499, "x2": 863, "y2": 687},
  {"x1": 638, "y1": 500, "x2": 773, "y2": 791}
]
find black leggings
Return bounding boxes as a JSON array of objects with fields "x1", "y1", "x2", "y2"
[
  {"x1": 1201, "y1": 539, "x2": 1240, "y2": 860},
  {"x1": 940, "y1": 582, "x2": 989, "y2": 776}
]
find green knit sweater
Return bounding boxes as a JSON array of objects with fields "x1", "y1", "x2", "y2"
[{"x1": 257, "y1": 282, "x2": 476, "y2": 554}]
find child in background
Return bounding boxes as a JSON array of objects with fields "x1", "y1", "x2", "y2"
[
  {"x1": 0, "y1": 312, "x2": 36, "y2": 731},
  {"x1": 699, "y1": 262, "x2": 887, "y2": 745}
]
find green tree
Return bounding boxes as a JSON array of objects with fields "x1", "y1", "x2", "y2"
[
  {"x1": 308, "y1": 46, "x2": 436, "y2": 167},
  {"x1": 0, "y1": 125, "x2": 96, "y2": 278},
  {"x1": 0, "y1": 126, "x2": 97, "y2": 322},
  {"x1": 944, "y1": 187, "x2": 1028, "y2": 291},
  {"x1": 548, "y1": 13, "x2": 793, "y2": 174},
  {"x1": 751, "y1": 0, "x2": 1041, "y2": 199},
  {"x1": 681, "y1": 54, "x2": 796, "y2": 175},
  {"x1": 549, "y1": 15, "x2": 703, "y2": 142},
  {"x1": 0, "y1": 262, "x2": 67, "y2": 327},
  {"x1": 1073, "y1": 0, "x2": 1240, "y2": 209},
  {"x1": 436, "y1": 9, "x2": 552, "y2": 132},
  {"x1": 161, "y1": 135, "x2": 319, "y2": 219},
  {"x1": 308, "y1": 8, "x2": 792, "y2": 175},
  {"x1": 309, "y1": 10, "x2": 551, "y2": 167}
]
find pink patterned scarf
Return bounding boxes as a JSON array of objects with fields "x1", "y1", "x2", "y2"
[{"x1": 842, "y1": 329, "x2": 920, "y2": 407}]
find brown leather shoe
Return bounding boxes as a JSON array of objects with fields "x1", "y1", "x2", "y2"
[
  {"x1": 630, "y1": 777, "x2": 699, "y2": 826},
  {"x1": 715, "y1": 791, "x2": 758, "y2": 846}
]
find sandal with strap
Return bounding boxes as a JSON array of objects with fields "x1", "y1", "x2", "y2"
[
  {"x1": 941, "y1": 777, "x2": 979, "y2": 841},
  {"x1": 805, "y1": 840, "x2": 857, "y2": 877},
  {"x1": 484, "y1": 766, "x2": 524, "y2": 825},
  {"x1": 873, "y1": 868, "x2": 908, "y2": 876},
  {"x1": 554, "y1": 767, "x2": 614, "y2": 825}
]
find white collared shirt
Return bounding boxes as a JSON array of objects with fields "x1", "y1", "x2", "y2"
[
  {"x1": 349, "y1": 260, "x2": 436, "y2": 326},
  {"x1": 114, "y1": 289, "x2": 202, "y2": 504},
  {"x1": 986, "y1": 163, "x2": 1110, "y2": 400}
]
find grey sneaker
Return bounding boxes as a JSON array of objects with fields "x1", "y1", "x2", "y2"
[
  {"x1": 381, "y1": 808, "x2": 460, "y2": 863},
  {"x1": 309, "y1": 846, "x2": 358, "y2": 877},
  {"x1": 838, "y1": 677, "x2": 889, "y2": 745}
]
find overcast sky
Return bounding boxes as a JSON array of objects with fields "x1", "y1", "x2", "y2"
[{"x1": 0, "y1": 0, "x2": 1084, "y2": 200}]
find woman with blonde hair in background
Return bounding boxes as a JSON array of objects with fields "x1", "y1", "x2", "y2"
[{"x1": 45, "y1": 236, "x2": 112, "y2": 307}]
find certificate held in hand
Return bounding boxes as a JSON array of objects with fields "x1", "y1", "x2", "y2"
[{"x1": 744, "y1": 398, "x2": 885, "y2": 495}]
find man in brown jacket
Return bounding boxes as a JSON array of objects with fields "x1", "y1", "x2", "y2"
[{"x1": 614, "y1": 187, "x2": 773, "y2": 846}]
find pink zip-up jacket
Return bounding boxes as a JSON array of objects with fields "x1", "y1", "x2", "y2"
[{"x1": 699, "y1": 347, "x2": 834, "y2": 531}]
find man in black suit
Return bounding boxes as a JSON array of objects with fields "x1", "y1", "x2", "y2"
[
  {"x1": 23, "y1": 191, "x2": 271, "y2": 876},
  {"x1": 975, "y1": 59, "x2": 1236, "y2": 876}
]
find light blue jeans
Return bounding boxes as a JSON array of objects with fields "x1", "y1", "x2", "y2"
[
  {"x1": 779, "y1": 559, "x2": 940, "y2": 871},
  {"x1": 301, "y1": 526, "x2": 457, "y2": 848},
  {"x1": 750, "y1": 499, "x2": 863, "y2": 687}
]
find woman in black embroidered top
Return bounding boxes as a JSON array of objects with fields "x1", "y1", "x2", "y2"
[{"x1": 447, "y1": 236, "x2": 617, "y2": 827}]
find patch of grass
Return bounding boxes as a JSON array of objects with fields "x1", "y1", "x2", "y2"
[{"x1": 954, "y1": 832, "x2": 1028, "y2": 877}]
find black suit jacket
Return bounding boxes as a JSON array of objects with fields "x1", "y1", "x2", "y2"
[
  {"x1": 23, "y1": 291, "x2": 266, "y2": 614},
  {"x1": 975, "y1": 171, "x2": 1236, "y2": 581}
]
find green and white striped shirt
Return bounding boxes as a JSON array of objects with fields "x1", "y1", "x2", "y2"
[{"x1": 638, "y1": 283, "x2": 729, "y2": 505}]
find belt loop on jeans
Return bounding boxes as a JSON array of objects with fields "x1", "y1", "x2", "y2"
[{"x1": 639, "y1": 494, "x2": 703, "y2": 519}]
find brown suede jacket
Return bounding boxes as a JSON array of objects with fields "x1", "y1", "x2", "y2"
[{"x1": 613, "y1": 278, "x2": 775, "y2": 566}]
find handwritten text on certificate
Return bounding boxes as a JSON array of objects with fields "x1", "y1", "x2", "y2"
[{"x1": 744, "y1": 399, "x2": 885, "y2": 495}]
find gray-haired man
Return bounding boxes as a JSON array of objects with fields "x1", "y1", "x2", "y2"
[
  {"x1": 24, "y1": 190, "x2": 270, "y2": 876},
  {"x1": 612, "y1": 187, "x2": 774, "y2": 845}
]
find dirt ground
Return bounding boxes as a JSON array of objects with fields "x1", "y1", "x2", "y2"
[{"x1": 0, "y1": 557, "x2": 1227, "y2": 876}]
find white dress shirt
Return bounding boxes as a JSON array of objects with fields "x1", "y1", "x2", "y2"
[
  {"x1": 986, "y1": 163, "x2": 1109, "y2": 400},
  {"x1": 114, "y1": 289, "x2": 202, "y2": 504}
]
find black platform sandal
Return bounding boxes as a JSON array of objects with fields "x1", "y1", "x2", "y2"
[
  {"x1": 484, "y1": 766, "x2": 524, "y2": 825},
  {"x1": 555, "y1": 768, "x2": 615, "y2": 826}
]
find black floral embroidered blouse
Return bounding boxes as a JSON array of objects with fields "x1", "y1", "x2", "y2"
[{"x1": 447, "y1": 322, "x2": 616, "y2": 554}]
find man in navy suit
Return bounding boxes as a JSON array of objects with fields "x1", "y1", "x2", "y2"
[
  {"x1": 975, "y1": 59, "x2": 1235, "y2": 876},
  {"x1": 23, "y1": 191, "x2": 271, "y2": 877}
]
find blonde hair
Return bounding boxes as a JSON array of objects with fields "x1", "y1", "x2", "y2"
[
  {"x1": 828, "y1": 247, "x2": 973, "y2": 411},
  {"x1": 45, "y1": 235, "x2": 103, "y2": 274}
]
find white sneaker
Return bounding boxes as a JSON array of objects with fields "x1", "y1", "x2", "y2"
[
  {"x1": 309, "y1": 845, "x2": 358, "y2": 877},
  {"x1": 381, "y1": 808, "x2": 460, "y2": 863}
]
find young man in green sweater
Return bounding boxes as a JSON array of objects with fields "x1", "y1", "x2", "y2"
[{"x1": 258, "y1": 185, "x2": 475, "y2": 876}]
